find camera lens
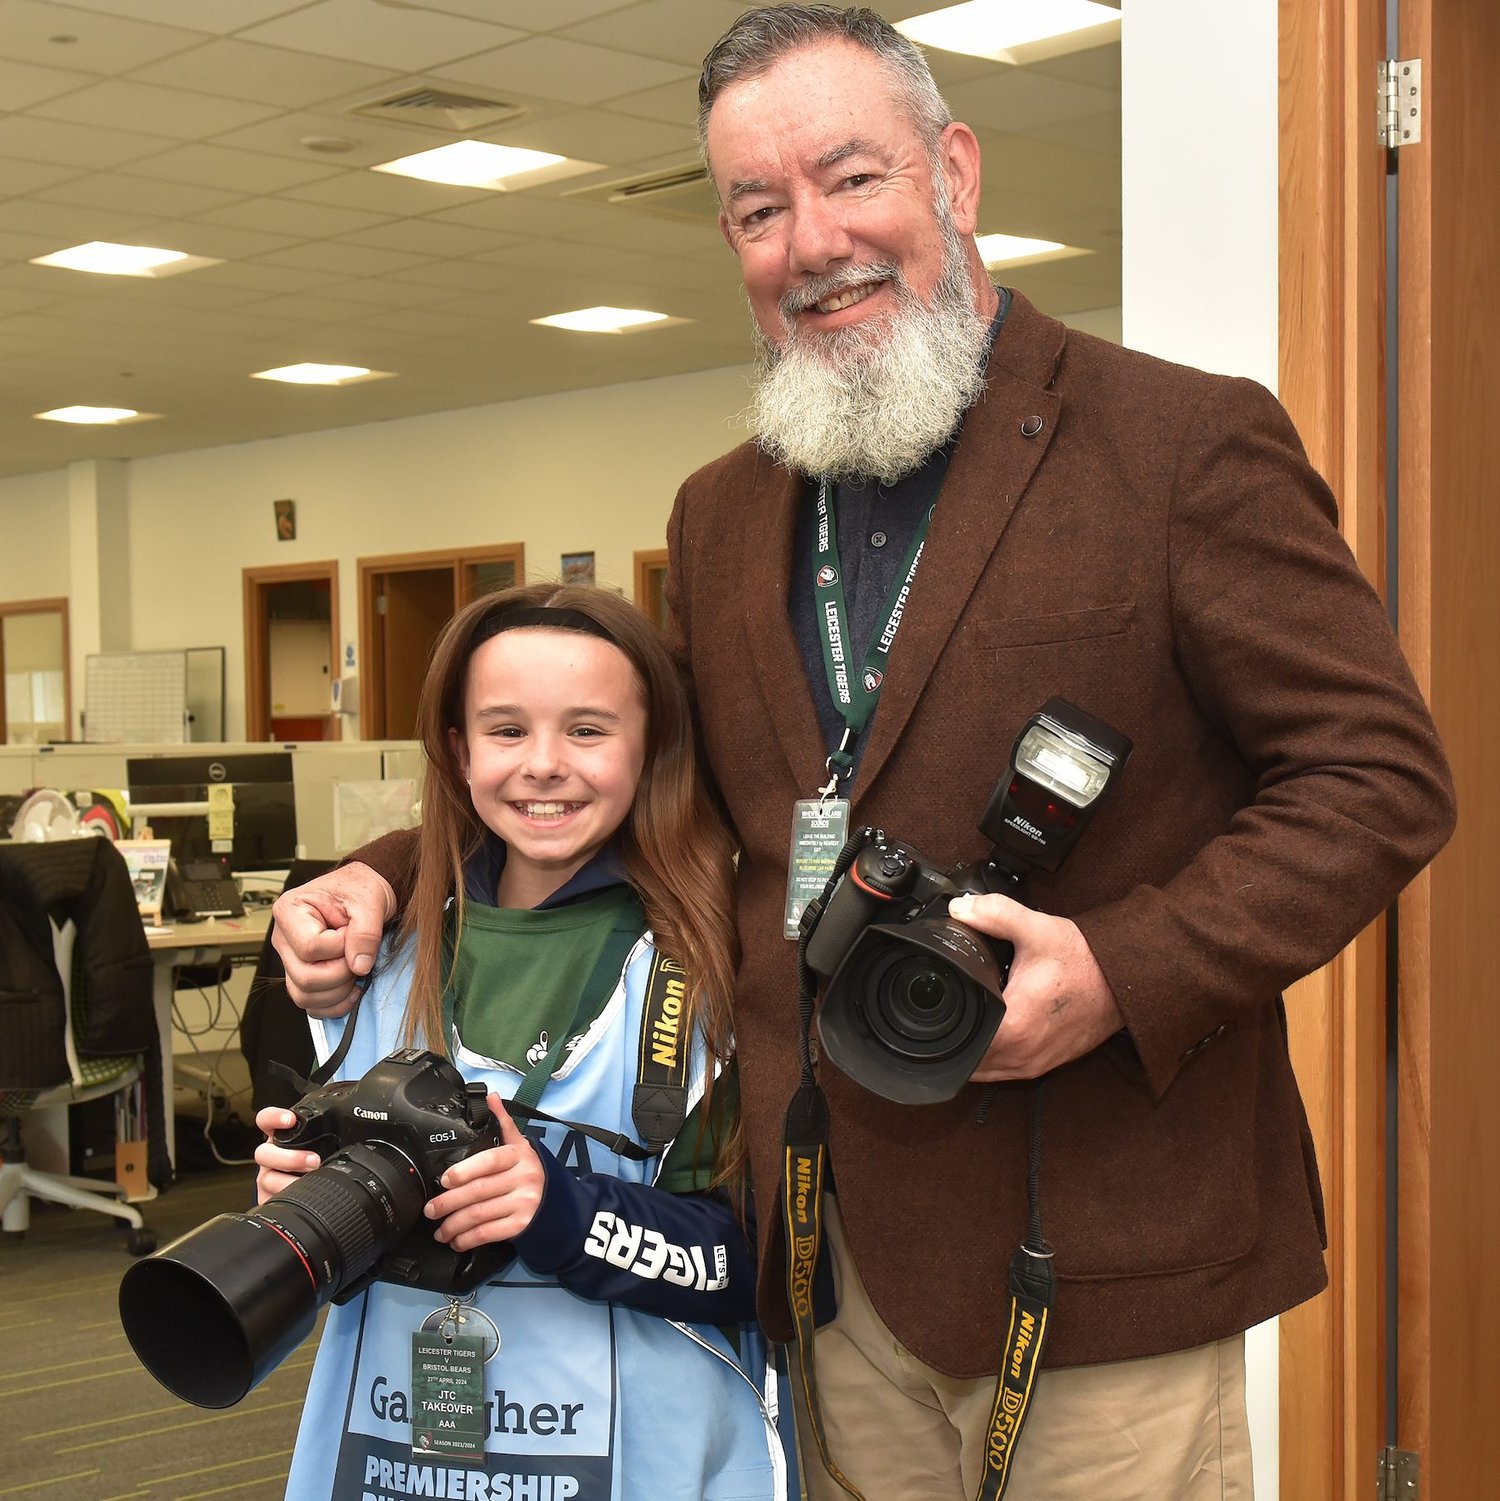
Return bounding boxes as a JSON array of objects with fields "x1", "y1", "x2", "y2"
[
  {"x1": 119, "y1": 1141, "x2": 425, "y2": 1408},
  {"x1": 863, "y1": 951, "x2": 987, "y2": 1062},
  {"x1": 905, "y1": 971, "x2": 948, "y2": 1013}
]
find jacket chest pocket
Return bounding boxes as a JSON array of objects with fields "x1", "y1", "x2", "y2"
[{"x1": 972, "y1": 600, "x2": 1136, "y2": 648}]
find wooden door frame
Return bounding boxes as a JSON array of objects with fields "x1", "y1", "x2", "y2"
[
  {"x1": 0, "y1": 596, "x2": 71, "y2": 744},
  {"x1": 1277, "y1": 0, "x2": 1390, "y2": 1495},
  {"x1": 633, "y1": 547, "x2": 668, "y2": 625},
  {"x1": 356, "y1": 543, "x2": 524, "y2": 740},
  {"x1": 242, "y1": 561, "x2": 340, "y2": 744}
]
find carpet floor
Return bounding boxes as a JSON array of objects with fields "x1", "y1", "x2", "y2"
[{"x1": 1, "y1": 1164, "x2": 319, "y2": 1501}]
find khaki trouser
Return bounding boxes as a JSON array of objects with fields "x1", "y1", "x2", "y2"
[{"x1": 794, "y1": 1199, "x2": 1254, "y2": 1501}]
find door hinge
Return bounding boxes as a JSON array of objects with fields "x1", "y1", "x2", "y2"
[
  {"x1": 1379, "y1": 58, "x2": 1422, "y2": 148},
  {"x1": 1377, "y1": 1447, "x2": 1420, "y2": 1501}
]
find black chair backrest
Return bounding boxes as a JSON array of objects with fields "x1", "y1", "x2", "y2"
[{"x1": 238, "y1": 859, "x2": 337, "y2": 1112}]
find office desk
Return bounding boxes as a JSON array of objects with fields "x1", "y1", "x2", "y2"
[{"x1": 145, "y1": 910, "x2": 272, "y2": 1169}]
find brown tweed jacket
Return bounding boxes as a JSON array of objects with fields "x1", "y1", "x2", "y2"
[{"x1": 664, "y1": 291, "x2": 1455, "y2": 1374}]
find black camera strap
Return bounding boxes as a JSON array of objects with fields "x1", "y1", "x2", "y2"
[{"x1": 784, "y1": 829, "x2": 1054, "y2": 1501}]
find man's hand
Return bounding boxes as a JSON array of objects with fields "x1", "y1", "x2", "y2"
[
  {"x1": 948, "y1": 893, "x2": 1124, "y2": 1081},
  {"x1": 271, "y1": 862, "x2": 396, "y2": 1018}
]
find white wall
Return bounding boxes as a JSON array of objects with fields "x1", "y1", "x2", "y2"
[
  {"x1": 0, "y1": 471, "x2": 70, "y2": 600},
  {"x1": 1123, "y1": 2, "x2": 1281, "y2": 1496}
]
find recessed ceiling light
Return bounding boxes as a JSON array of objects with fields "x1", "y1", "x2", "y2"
[
  {"x1": 250, "y1": 364, "x2": 394, "y2": 386},
  {"x1": 895, "y1": 0, "x2": 1119, "y2": 62},
  {"x1": 976, "y1": 233, "x2": 1091, "y2": 269},
  {"x1": 531, "y1": 307, "x2": 678, "y2": 334},
  {"x1": 372, "y1": 141, "x2": 598, "y2": 191},
  {"x1": 30, "y1": 241, "x2": 220, "y2": 277},
  {"x1": 34, "y1": 406, "x2": 161, "y2": 425}
]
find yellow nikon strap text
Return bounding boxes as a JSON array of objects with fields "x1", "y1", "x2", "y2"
[
  {"x1": 782, "y1": 1082, "x2": 866, "y2": 1500},
  {"x1": 974, "y1": 1249, "x2": 1054, "y2": 1501},
  {"x1": 631, "y1": 949, "x2": 691, "y2": 1153}
]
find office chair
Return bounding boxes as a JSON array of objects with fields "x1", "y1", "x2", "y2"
[
  {"x1": 239, "y1": 859, "x2": 335, "y2": 1112},
  {"x1": 0, "y1": 839, "x2": 169, "y2": 1255}
]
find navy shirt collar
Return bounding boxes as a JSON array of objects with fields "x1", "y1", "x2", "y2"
[{"x1": 462, "y1": 828, "x2": 629, "y2": 909}]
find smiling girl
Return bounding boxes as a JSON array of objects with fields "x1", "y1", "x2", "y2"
[{"x1": 257, "y1": 584, "x2": 791, "y2": 1500}]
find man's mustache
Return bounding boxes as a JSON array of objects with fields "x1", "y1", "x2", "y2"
[{"x1": 780, "y1": 263, "x2": 903, "y2": 319}]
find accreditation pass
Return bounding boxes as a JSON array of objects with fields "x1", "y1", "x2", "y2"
[{"x1": 784, "y1": 798, "x2": 850, "y2": 939}]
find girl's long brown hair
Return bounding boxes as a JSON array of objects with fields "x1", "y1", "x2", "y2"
[{"x1": 399, "y1": 583, "x2": 742, "y2": 1178}]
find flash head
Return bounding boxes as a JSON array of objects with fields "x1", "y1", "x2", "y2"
[{"x1": 980, "y1": 698, "x2": 1132, "y2": 874}]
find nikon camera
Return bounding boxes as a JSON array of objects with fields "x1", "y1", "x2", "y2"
[
  {"x1": 802, "y1": 699, "x2": 1132, "y2": 1107},
  {"x1": 120, "y1": 1048, "x2": 509, "y2": 1409}
]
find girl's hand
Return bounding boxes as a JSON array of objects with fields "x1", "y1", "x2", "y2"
[
  {"x1": 253, "y1": 1105, "x2": 321, "y2": 1204},
  {"x1": 426, "y1": 1096, "x2": 544, "y2": 1252}
]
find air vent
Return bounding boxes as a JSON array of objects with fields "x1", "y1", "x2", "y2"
[
  {"x1": 566, "y1": 165, "x2": 719, "y2": 226},
  {"x1": 352, "y1": 87, "x2": 525, "y2": 133}
]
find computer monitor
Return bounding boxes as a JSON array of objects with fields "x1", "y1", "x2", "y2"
[{"x1": 126, "y1": 751, "x2": 297, "y2": 873}]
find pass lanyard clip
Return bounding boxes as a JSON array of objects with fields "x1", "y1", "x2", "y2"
[{"x1": 817, "y1": 726, "x2": 857, "y2": 801}]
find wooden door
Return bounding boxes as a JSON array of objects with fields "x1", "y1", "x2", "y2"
[
  {"x1": 1277, "y1": 1, "x2": 1499, "y2": 1495},
  {"x1": 380, "y1": 566, "x2": 454, "y2": 741},
  {"x1": 1391, "y1": 1, "x2": 1500, "y2": 1494}
]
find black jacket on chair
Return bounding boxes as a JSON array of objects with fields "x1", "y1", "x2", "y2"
[{"x1": 0, "y1": 839, "x2": 171, "y2": 1189}]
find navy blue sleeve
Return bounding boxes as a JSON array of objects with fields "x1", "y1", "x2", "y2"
[{"x1": 507, "y1": 1140, "x2": 757, "y2": 1324}]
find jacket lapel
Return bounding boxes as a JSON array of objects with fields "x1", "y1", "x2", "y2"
[
  {"x1": 742, "y1": 450, "x2": 828, "y2": 794},
  {"x1": 853, "y1": 294, "x2": 1067, "y2": 802}
]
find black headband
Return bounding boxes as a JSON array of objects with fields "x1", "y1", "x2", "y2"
[{"x1": 468, "y1": 604, "x2": 618, "y2": 652}]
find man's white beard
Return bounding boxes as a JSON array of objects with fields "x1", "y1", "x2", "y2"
[{"x1": 745, "y1": 222, "x2": 989, "y2": 486}]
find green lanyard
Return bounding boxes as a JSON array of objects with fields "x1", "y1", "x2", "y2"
[{"x1": 810, "y1": 477, "x2": 934, "y2": 788}]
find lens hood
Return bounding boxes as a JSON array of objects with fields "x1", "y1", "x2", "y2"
[{"x1": 816, "y1": 919, "x2": 1009, "y2": 1105}]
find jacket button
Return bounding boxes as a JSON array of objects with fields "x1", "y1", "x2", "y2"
[{"x1": 1020, "y1": 414, "x2": 1044, "y2": 437}]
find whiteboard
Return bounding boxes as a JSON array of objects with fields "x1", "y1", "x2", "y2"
[{"x1": 84, "y1": 651, "x2": 189, "y2": 743}]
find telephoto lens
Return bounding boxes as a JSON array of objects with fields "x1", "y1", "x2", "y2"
[{"x1": 118, "y1": 1140, "x2": 426, "y2": 1407}]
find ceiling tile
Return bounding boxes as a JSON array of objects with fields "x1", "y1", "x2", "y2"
[
  {"x1": 385, "y1": 258, "x2": 519, "y2": 292},
  {"x1": 125, "y1": 142, "x2": 345, "y2": 194},
  {"x1": 333, "y1": 218, "x2": 512, "y2": 257},
  {"x1": 944, "y1": 71, "x2": 1119, "y2": 135},
  {"x1": 124, "y1": 219, "x2": 303, "y2": 259},
  {"x1": 436, "y1": 0, "x2": 634, "y2": 27},
  {"x1": 189, "y1": 262, "x2": 345, "y2": 295},
  {"x1": 0, "y1": 57, "x2": 98, "y2": 110},
  {"x1": 129, "y1": 38, "x2": 398, "y2": 110},
  {"x1": 0, "y1": 157, "x2": 85, "y2": 196},
  {"x1": 205, "y1": 107, "x2": 466, "y2": 168},
  {"x1": 607, "y1": 76, "x2": 702, "y2": 127},
  {"x1": 30, "y1": 79, "x2": 282, "y2": 138},
  {"x1": 0, "y1": 1, "x2": 204, "y2": 72},
  {"x1": 197, "y1": 196, "x2": 392, "y2": 239},
  {"x1": 237, "y1": 292, "x2": 386, "y2": 324},
  {"x1": 0, "y1": 197, "x2": 157, "y2": 242},
  {"x1": 56, "y1": 0, "x2": 313, "y2": 30},
  {"x1": 240, "y1": 1, "x2": 525, "y2": 72},
  {"x1": 34, "y1": 171, "x2": 247, "y2": 218},
  {"x1": 489, "y1": 107, "x2": 695, "y2": 167},
  {"x1": 279, "y1": 168, "x2": 495, "y2": 215},
  {"x1": 0, "y1": 116, "x2": 177, "y2": 170},
  {"x1": 249, "y1": 241, "x2": 431, "y2": 277},
  {"x1": 437, "y1": 36, "x2": 690, "y2": 107},
  {"x1": 561, "y1": 0, "x2": 751, "y2": 68}
]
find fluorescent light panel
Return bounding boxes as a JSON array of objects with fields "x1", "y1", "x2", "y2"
[
  {"x1": 531, "y1": 307, "x2": 674, "y2": 334},
  {"x1": 372, "y1": 141, "x2": 597, "y2": 191},
  {"x1": 30, "y1": 241, "x2": 219, "y2": 277},
  {"x1": 976, "y1": 233, "x2": 1090, "y2": 269},
  {"x1": 896, "y1": 0, "x2": 1119, "y2": 61},
  {"x1": 250, "y1": 364, "x2": 393, "y2": 386},
  {"x1": 35, "y1": 406, "x2": 161, "y2": 425}
]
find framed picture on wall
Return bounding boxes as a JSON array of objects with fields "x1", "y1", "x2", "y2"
[
  {"x1": 274, "y1": 498, "x2": 297, "y2": 541},
  {"x1": 561, "y1": 551, "x2": 595, "y2": 587}
]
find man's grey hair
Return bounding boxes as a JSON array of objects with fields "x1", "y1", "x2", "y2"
[{"x1": 697, "y1": 5, "x2": 952, "y2": 165}]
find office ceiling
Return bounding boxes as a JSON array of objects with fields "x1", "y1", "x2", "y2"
[{"x1": 0, "y1": 0, "x2": 1120, "y2": 481}]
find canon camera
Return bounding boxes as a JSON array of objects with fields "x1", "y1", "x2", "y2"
[
  {"x1": 119, "y1": 1048, "x2": 507, "y2": 1409},
  {"x1": 801, "y1": 698, "x2": 1131, "y2": 1106}
]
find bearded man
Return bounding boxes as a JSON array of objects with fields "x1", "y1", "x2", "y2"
[{"x1": 272, "y1": 8, "x2": 1454, "y2": 1498}]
